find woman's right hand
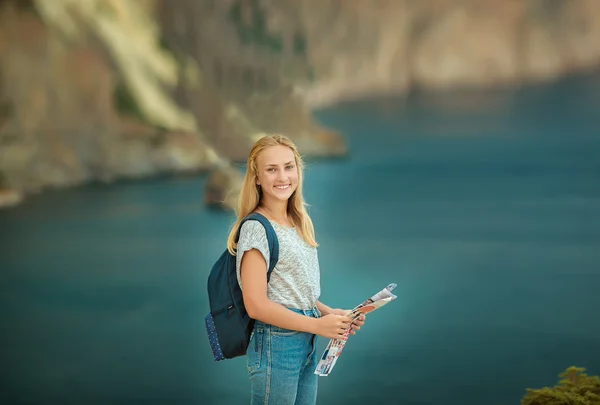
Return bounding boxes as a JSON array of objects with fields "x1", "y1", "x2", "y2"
[{"x1": 314, "y1": 314, "x2": 353, "y2": 339}]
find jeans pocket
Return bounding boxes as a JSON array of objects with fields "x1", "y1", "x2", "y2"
[
  {"x1": 246, "y1": 326, "x2": 263, "y2": 373},
  {"x1": 270, "y1": 325, "x2": 300, "y2": 337}
]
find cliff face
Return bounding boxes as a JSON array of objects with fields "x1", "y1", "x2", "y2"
[
  {"x1": 0, "y1": 3, "x2": 220, "y2": 205},
  {"x1": 256, "y1": 0, "x2": 600, "y2": 107},
  {"x1": 0, "y1": 1, "x2": 345, "y2": 208},
  {"x1": 155, "y1": 0, "x2": 347, "y2": 162},
  {"x1": 1, "y1": 0, "x2": 599, "y2": 209}
]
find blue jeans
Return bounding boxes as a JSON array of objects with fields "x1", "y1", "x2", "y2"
[{"x1": 246, "y1": 307, "x2": 320, "y2": 405}]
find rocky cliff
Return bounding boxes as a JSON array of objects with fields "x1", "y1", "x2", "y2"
[
  {"x1": 0, "y1": 1, "x2": 215, "y2": 207},
  {"x1": 1, "y1": 0, "x2": 599, "y2": 209},
  {"x1": 255, "y1": 0, "x2": 600, "y2": 108},
  {"x1": 0, "y1": 0, "x2": 345, "y2": 209}
]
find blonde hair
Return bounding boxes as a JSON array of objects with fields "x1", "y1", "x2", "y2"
[{"x1": 227, "y1": 134, "x2": 318, "y2": 255}]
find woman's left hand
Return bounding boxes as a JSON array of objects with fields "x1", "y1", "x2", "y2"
[{"x1": 332, "y1": 309, "x2": 366, "y2": 335}]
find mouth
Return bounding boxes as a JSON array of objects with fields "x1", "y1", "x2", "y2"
[{"x1": 274, "y1": 184, "x2": 290, "y2": 191}]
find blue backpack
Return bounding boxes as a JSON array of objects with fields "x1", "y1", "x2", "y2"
[{"x1": 205, "y1": 213, "x2": 279, "y2": 361}]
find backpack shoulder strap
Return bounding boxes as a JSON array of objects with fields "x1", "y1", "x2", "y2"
[{"x1": 238, "y1": 213, "x2": 279, "y2": 283}]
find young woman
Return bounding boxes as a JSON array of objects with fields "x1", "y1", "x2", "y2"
[{"x1": 227, "y1": 134, "x2": 365, "y2": 404}]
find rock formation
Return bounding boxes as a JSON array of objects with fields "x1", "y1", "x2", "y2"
[
  {"x1": 0, "y1": 0, "x2": 345, "y2": 209},
  {"x1": 257, "y1": 0, "x2": 600, "y2": 108}
]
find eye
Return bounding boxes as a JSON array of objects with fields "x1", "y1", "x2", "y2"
[
  {"x1": 285, "y1": 165, "x2": 295, "y2": 170},
  {"x1": 267, "y1": 168, "x2": 276, "y2": 172}
]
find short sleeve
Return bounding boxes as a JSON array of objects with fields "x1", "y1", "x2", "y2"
[{"x1": 235, "y1": 220, "x2": 271, "y2": 289}]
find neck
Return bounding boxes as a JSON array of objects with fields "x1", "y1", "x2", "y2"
[{"x1": 258, "y1": 198, "x2": 288, "y2": 221}]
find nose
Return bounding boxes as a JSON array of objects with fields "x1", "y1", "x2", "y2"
[{"x1": 276, "y1": 169, "x2": 286, "y2": 182}]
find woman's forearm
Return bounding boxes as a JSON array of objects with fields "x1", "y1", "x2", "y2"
[{"x1": 251, "y1": 299, "x2": 320, "y2": 334}]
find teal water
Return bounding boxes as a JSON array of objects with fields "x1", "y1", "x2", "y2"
[{"x1": 1, "y1": 72, "x2": 600, "y2": 405}]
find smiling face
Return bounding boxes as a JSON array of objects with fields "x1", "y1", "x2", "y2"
[{"x1": 255, "y1": 144, "x2": 299, "y2": 204}]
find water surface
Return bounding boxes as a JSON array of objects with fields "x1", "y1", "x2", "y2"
[{"x1": 1, "y1": 72, "x2": 599, "y2": 404}]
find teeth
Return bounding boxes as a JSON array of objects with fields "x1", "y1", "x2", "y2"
[{"x1": 275, "y1": 185, "x2": 290, "y2": 189}]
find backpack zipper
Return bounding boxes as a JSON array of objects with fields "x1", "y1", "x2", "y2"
[
  {"x1": 225, "y1": 304, "x2": 234, "y2": 318},
  {"x1": 213, "y1": 304, "x2": 234, "y2": 317}
]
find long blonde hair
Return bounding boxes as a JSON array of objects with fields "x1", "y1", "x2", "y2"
[{"x1": 227, "y1": 134, "x2": 318, "y2": 255}]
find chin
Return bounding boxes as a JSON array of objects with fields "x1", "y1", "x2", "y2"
[{"x1": 274, "y1": 192, "x2": 293, "y2": 201}]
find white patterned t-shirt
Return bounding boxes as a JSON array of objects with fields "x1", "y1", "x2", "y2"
[{"x1": 235, "y1": 219, "x2": 321, "y2": 310}]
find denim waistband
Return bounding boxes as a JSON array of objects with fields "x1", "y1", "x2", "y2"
[{"x1": 287, "y1": 306, "x2": 321, "y2": 318}]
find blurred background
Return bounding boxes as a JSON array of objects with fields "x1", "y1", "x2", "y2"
[{"x1": 1, "y1": 0, "x2": 599, "y2": 404}]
